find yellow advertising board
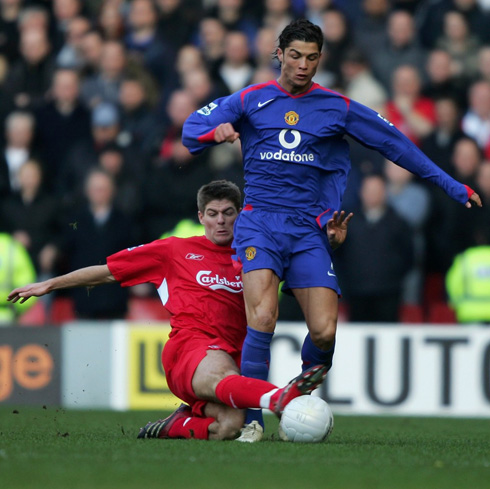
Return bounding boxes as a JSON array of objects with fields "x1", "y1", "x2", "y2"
[{"x1": 128, "y1": 324, "x2": 181, "y2": 410}]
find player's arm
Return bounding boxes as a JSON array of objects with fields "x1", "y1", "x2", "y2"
[
  {"x1": 344, "y1": 100, "x2": 482, "y2": 209},
  {"x1": 7, "y1": 265, "x2": 116, "y2": 304},
  {"x1": 326, "y1": 210, "x2": 353, "y2": 250},
  {"x1": 182, "y1": 94, "x2": 242, "y2": 154}
]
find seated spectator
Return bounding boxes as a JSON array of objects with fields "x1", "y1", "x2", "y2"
[
  {"x1": 195, "y1": 17, "x2": 227, "y2": 71},
  {"x1": 213, "y1": 30, "x2": 254, "y2": 94},
  {"x1": 476, "y1": 45, "x2": 490, "y2": 85},
  {"x1": 51, "y1": 0, "x2": 86, "y2": 53},
  {"x1": 0, "y1": 111, "x2": 39, "y2": 196},
  {"x1": 368, "y1": 9, "x2": 427, "y2": 92},
  {"x1": 0, "y1": 159, "x2": 61, "y2": 276},
  {"x1": 422, "y1": 48, "x2": 469, "y2": 111},
  {"x1": 56, "y1": 15, "x2": 92, "y2": 69},
  {"x1": 435, "y1": 10, "x2": 480, "y2": 82},
  {"x1": 385, "y1": 64, "x2": 437, "y2": 146},
  {"x1": 262, "y1": 0, "x2": 294, "y2": 39},
  {"x1": 353, "y1": 0, "x2": 389, "y2": 58},
  {"x1": 80, "y1": 39, "x2": 128, "y2": 108},
  {"x1": 156, "y1": 0, "x2": 199, "y2": 50},
  {"x1": 420, "y1": 96, "x2": 466, "y2": 177},
  {"x1": 2, "y1": 28, "x2": 56, "y2": 114},
  {"x1": 253, "y1": 26, "x2": 281, "y2": 75},
  {"x1": 462, "y1": 80, "x2": 490, "y2": 159},
  {"x1": 0, "y1": 0, "x2": 22, "y2": 64},
  {"x1": 175, "y1": 44, "x2": 206, "y2": 79},
  {"x1": 340, "y1": 46, "x2": 387, "y2": 113},
  {"x1": 35, "y1": 68, "x2": 92, "y2": 191},
  {"x1": 304, "y1": 0, "x2": 334, "y2": 27},
  {"x1": 56, "y1": 168, "x2": 138, "y2": 319},
  {"x1": 78, "y1": 28, "x2": 104, "y2": 77},
  {"x1": 124, "y1": 0, "x2": 177, "y2": 96},
  {"x1": 181, "y1": 68, "x2": 228, "y2": 108},
  {"x1": 335, "y1": 174, "x2": 414, "y2": 322},
  {"x1": 97, "y1": 0, "x2": 125, "y2": 41}
]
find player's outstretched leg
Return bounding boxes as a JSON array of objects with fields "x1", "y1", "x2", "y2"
[
  {"x1": 269, "y1": 364, "x2": 328, "y2": 417},
  {"x1": 137, "y1": 403, "x2": 192, "y2": 439}
]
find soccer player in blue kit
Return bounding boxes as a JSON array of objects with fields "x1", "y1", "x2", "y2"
[{"x1": 182, "y1": 19, "x2": 482, "y2": 441}]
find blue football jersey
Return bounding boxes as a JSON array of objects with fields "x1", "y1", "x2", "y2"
[{"x1": 183, "y1": 80, "x2": 471, "y2": 228}]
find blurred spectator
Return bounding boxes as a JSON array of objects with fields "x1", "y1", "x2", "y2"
[
  {"x1": 0, "y1": 0, "x2": 22, "y2": 64},
  {"x1": 97, "y1": 0, "x2": 125, "y2": 41},
  {"x1": 17, "y1": 4, "x2": 50, "y2": 38},
  {"x1": 213, "y1": 30, "x2": 254, "y2": 94},
  {"x1": 0, "y1": 111, "x2": 38, "y2": 196},
  {"x1": 0, "y1": 230, "x2": 37, "y2": 324},
  {"x1": 385, "y1": 159, "x2": 431, "y2": 304},
  {"x1": 57, "y1": 168, "x2": 137, "y2": 319},
  {"x1": 118, "y1": 74, "x2": 162, "y2": 157},
  {"x1": 2, "y1": 28, "x2": 56, "y2": 114},
  {"x1": 142, "y1": 90, "x2": 214, "y2": 240},
  {"x1": 196, "y1": 17, "x2": 227, "y2": 70},
  {"x1": 35, "y1": 67, "x2": 92, "y2": 191},
  {"x1": 156, "y1": 0, "x2": 199, "y2": 50},
  {"x1": 422, "y1": 48, "x2": 468, "y2": 111},
  {"x1": 353, "y1": 0, "x2": 389, "y2": 58},
  {"x1": 51, "y1": 0, "x2": 85, "y2": 53},
  {"x1": 476, "y1": 45, "x2": 490, "y2": 84},
  {"x1": 462, "y1": 80, "x2": 490, "y2": 158},
  {"x1": 340, "y1": 46, "x2": 387, "y2": 113},
  {"x1": 472, "y1": 161, "x2": 490, "y2": 244},
  {"x1": 206, "y1": 0, "x2": 258, "y2": 46},
  {"x1": 368, "y1": 9, "x2": 427, "y2": 92},
  {"x1": 78, "y1": 28, "x2": 104, "y2": 77},
  {"x1": 385, "y1": 64, "x2": 437, "y2": 146},
  {"x1": 0, "y1": 159, "x2": 61, "y2": 275},
  {"x1": 335, "y1": 174, "x2": 414, "y2": 322},
  {"x1": 176, "y1": 44, "x2": 206, "y2": 79},
  {"x1": 318, "y1": 8, "x2": 353, "y2": 87},
  {"x1": 80, "y1": 39, "x2": 128, "y2": 108},
  {"x1": 417, "y1": 0, "x2": 490, "y2": 49},
  {"x1": 56, "y1": 15, "x2": 92, "y2": 69},
  {"x1": 181, "y1": 68, "x2": 227, "y2": 107},
  {"x1": 435, "y1": 9, "x2": 480, "y2": 81},
  {"x1": 124, "y1": 0, "x2": 177, "y2": 96},
  {"x1": 262, "y1": 0, "x2": 294, "y2": 38},
  {"x1": 446, "y1": 244, "x2": 490, "y2": 323},
  {"x1": 304, "y1": 0, "x2": 333, "y2": 26},
  {"x1": 420, "y1": 96, "x2": 466, "y2": 176},
  {"x1": 253, "y1": 26, "x2": 280, "y2": 74}
]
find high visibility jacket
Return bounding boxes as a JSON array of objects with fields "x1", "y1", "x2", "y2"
[
  {"x1": 446, "y1": 245, "x2": 490, "y2": 323},
  {"x1": 160, "y1": 219, "x2": 205, "y2": 239},
  {"x1": 0, "y1": 233, "x2": 37, "y2": 324}
]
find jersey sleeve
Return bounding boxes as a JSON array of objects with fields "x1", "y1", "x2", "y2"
[
  {"x1": 106, "y1": 239, "x2": 172, "y2": 288},
  {"x1": 182, "y1": 92, "x2": 243, "y2": 155},
  {"x1": 343, "y1": 100, "x2": 472, "y2": 206}
]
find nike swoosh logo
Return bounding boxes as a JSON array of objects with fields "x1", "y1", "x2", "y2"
[
  {"x1": 258, "y1": 98, "x2": 275, "y2": 107},
  {"x1": 327, "y1": 271, "x2": 336, "y2": 277}
]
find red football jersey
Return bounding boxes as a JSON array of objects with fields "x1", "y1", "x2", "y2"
[{"x1": 107, "y1": 235, "x2": 246, "y2": 347}]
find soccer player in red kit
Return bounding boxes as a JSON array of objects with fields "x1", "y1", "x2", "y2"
[{"x1": 8, "y1": 180, "x2": 350, "y2": 441}]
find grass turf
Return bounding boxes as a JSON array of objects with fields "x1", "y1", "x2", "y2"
[{"x1": 1, "y1": 407, "x2": 489, "y2": 489}]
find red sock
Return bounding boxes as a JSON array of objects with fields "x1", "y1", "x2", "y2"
[
  {"x1": 215, "y1": 375, "x2": 278, "y2": 409},
  {"x1": 167, "y1": 416, "x2": 214, "y2": 439}
]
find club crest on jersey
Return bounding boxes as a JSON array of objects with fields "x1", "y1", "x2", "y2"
[
  {"x1": 285, "y1": 111, "x2": 299, "y2": 125},
  {"x1": 245, "y1": 247, "x2": 256, "y2": 261}
]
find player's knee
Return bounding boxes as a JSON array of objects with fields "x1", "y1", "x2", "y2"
[{"x1": 250, "y1": 306, "x2": 278, "y2": 332}]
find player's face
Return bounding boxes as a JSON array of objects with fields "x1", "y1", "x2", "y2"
[
  {"x1": 277, "y1": 40, "x2": 321, "y2": 94},
  {"x1": 199, "y1": 199, "x2": 239, "y2": 246}
]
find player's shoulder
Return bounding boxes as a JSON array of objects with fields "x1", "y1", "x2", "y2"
[
  {"x1": 310, "y1": 83, "x2": 351, "y2": 106},
  {"x1": 239, "y1": 80, "x2": 278, "y2": 103}
]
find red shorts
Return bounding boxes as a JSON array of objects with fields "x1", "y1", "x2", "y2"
[{"x1": 162, "y1": 328, "x2": 241, "y2": 417}]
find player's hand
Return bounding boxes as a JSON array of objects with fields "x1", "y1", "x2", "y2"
[
  {"x1": 466, "y1": 192, "x2": 482, "y2": 208},
  {"x1": 214, "y1": 123, "x2": 240, "y2": 144},
  {"x1": 7, "y1": 282, "x2": 51, "y2": 304},
  {"x1": 326, "y1": 210, "x2": 353, "y2": 250}
]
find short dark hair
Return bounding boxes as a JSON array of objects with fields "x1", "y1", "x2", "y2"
[
  {"x1": 277, "y1": 19, "x2": 324, "y2": 54},
  {"x1": 197, "y1": 180, "x2": 242, "y2": 213}
]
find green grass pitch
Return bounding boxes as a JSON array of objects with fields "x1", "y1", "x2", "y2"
[{"x1": 1, "y1": 407, "x2": 489, "y2": 489}]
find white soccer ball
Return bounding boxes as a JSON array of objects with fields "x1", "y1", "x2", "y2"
[{"x1": 278, "y1": 395, "x2": 334, "y2": 443}]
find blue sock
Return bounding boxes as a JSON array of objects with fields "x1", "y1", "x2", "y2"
[
  {"x1": 240, "y1": 326, "x2": 274, "y2": 428},
  {"x1": 301, "y1": 333, "x2": 335, "y2": 372}
]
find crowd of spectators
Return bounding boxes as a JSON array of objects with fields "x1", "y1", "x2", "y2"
[{"x1": 1, "y1": 0, "x2": 490, "y2": 322}]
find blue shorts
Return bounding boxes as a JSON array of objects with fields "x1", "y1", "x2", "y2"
[{"x1": 233, "y1": 208, "x2": 341, "y2": 294}]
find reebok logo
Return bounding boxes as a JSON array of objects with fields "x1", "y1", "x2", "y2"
[{"x1": 186, "y1": 253, "x2": 204, "y2": 260}]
